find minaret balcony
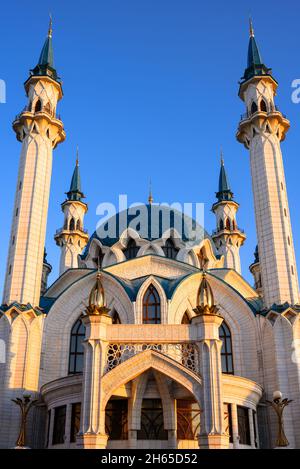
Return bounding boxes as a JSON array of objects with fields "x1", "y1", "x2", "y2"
[
  {"x1": 237, "y1": 106, "x2": 290, "y2": 146},
  {"x1": 55, "y1": 227, "x2": 88, "y2": 236},
  {"x1": 212, "y1": 227, "x2": 245, "y2": 236},
  {"x1": 13, "y1": 108, "x2": 66, "y2": 147}
]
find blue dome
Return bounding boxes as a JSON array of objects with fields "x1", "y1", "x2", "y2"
[{"x1": 82, "y1": 204, "x2": 211, "y2": 258}]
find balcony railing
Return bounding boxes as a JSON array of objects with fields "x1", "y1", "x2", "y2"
[
  {"x1": 105, "y1": 342, "x2": 199, "y2": 374},
  {"x1": 240, "y1": 105, "x2": 287, "y2": 122},
  {"x1": 14, "y1": 106, "x2": 62, "y2": 122},
  {"x1": 55, "y1": 227, "x2": 88, "y2": 235},
  {"x1": 212, "y1": 227, "x2": 245, "y2": 235}
]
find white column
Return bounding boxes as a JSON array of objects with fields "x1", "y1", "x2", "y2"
[
  {"x1": 231, "y1": 403, "x2": 240, "y2": 449},
  {"x1": 192, "y1": 314, "x2": 229, "y2": 449},
  {"x1": 248, "y1": 408, "x2": 256, "y2": 448},
  {"x1": 77, "y1": 314, "x2": 112, "y2": 449}
]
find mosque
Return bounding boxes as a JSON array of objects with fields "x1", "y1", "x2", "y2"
[{"x1": 0, "y1": 19, "x2": 299, "y2": 449}]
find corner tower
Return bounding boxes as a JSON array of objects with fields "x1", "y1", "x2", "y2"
[
  {"x1": 237, "y1": 21, "x2": 299, "y2": 307},
  {"x1": 54, "y1": 150, "x2": 88, "y2": 275},
  {"x1": 211, "y1": 154, "x2": 246, "y2": 274},
  {"x1": 2, "y1": 19, "x2": 65, "y2": 306}
]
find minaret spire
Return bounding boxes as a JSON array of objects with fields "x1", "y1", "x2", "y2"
[
  {"x1": 148, "y1": 178, "x2": 153, "y2": 205},
  {"x1": 212, "y1": 150, "x2": 246, "y2": 274},
  {"x1": 55, "y1": 150, "x2": 89, "y2": 275},
  {"x1": 30, "y1": 16, "x2": 57, "y2": 81},
  {"x1": 249, "y1": 17, "x2": 254, "y2": 37},
  {"x1": 240, "y1": 19, "x2": 272, "y2": 84},
  {"x1": 216, "y1": 151, "x2": 233, "y2": 202},
  {"x1": 48, "y1": 14, "x2": 53, "y2": 38},
  {"x1": 67, "y1": 147, "x2": 84, "y2": 202}
]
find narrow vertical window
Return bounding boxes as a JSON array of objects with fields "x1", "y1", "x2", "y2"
[
  {"x1": 219, "y1": 322, "x2": 234, "y2": 374},
  {"x1": 143, "y1": 285, "x2": 161, "y2": 324},
  {"x1": 69, "y1": 318, "x2": 85, "y2": 374}
]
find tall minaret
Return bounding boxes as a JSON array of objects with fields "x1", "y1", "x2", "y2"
[
  {"x1": 2, "y1": 19, "x2": 65, "y2": 306},
  {"x1": 237, "y1": 20, "x2": 299, "y2": 307},
  {"x1": 54, "y1": 150, "x2": 88, "y2": 275},
  {"x1": 211, "y1": 153, "x2": 246, "y2": 274}
]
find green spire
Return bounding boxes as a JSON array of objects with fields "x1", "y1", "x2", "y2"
[
  {"x1": 241, "y1": 19, "x2": 272, "y2": 83},
  {"x1": 216, "y1": 151, "x2": 233, "y2": 202},
  {"x1": 67, "y1": 148, "x2": 85, "y2": 201},
  {"x1": 31, "y1": 16, "x2": 58, "y2": 81}
]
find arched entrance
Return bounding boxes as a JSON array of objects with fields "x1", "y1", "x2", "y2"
[{"x1": 101, "y1": 349, "x2": 202, "y2": 449}]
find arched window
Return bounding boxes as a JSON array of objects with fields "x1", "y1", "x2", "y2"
[
  {"x1": 251, "y1": 101, "x2": 258, "y2": 114},
  {"x1": 137, "y1": 399, "x2": 168, "y2": 440},
  {"x1": 181, "y1": 312, "x2": 190, "y2": 324},
  {"x1": 123, "y1": 239, "x2": 139, "y2": 260},
  {"x1": 162, "y1": 238, "x2": 179, "y2": 259},
  {"x1": 260, "y1": 99, "x2": 267, "y2": 112},
  {"x1": 112, "y1": 310, "x2": 121, "y2": 324},
  {"x1": 143, "y1": 285, "x2": 161, "y2": 324},
  {"x1": 220, "y1": 322, "x2": 234, "y2": 374},
  {"x1": 76, "y1": 220, "x2": 81, "y2": 231},
  {"x1": 219, "y1": 219, "x2": 224, "y2": 231},
  {"x1": 69, "y1": 218, "x2": 75, "y2": 231},
  {"x1": 69, "y1": 318, "x2": 86, "y2": 374},
  {"x1": 34, "y1": 99, "x2": 42, "y2": 113},
  {"x1": 225, "y1": 218, "x2": 231, "y2": 230}
]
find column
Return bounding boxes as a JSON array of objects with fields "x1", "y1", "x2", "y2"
[
  {"x1": 192, "y1": 314, "x2": 229, "y2": 449},
  {"x1": 76, "y1": 314, "x2": 112, "y2": 449},
  {"x1": 231, "y1": 403, "x2": 240, "y2": 449},
  {"x1": 248, "y1": 408, "x2": 256, "y2": 448}
]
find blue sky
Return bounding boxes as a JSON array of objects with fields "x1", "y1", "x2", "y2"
[{"x1": 0, "y1": 0, "x2": 300, "y2": 292}]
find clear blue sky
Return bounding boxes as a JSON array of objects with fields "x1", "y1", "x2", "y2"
[{"x1": 0, "y1": 0, "x2": 300, "y2": 292}]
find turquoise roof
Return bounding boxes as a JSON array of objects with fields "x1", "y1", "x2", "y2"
[
  {"x1": 241, "y1": 22, "x2": 273, "y2": 84},
  {"x1": 30, "y1": 19, "x2": 59, "y2": 81},
  {"x1": 67, "y1": 160, "x2": 84, "y2": 202},
  {"x1": 216, "y1": 159, "x2": 233, "y2": 202}
]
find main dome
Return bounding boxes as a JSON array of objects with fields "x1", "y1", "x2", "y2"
[{"x1": 82, "y1": 204, "x2": 212, "y2": 258}]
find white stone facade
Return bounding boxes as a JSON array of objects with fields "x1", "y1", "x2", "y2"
[{"x1": 1, "y1": 26, "x2": 300, "y2": 451}]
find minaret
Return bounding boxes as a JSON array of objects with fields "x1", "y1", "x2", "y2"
[
  {"x1": 237, "y1": 20, "x2": 299, "y2": 307},
  {"x1": 41, "y1": 248, "x2": 52, "y2": 295},
  {"x1": 54, "y1": 149, "x2": 88, "y2": 275},
  {"x1": 211, "y1": 153, "x2": 246, "y2": 274},
  {"x1": 249, "y1": 245, "x2": 262, "y2": 296},
  {"x1": 2, "y1": 19, "x2": 65, "y2": 306}
]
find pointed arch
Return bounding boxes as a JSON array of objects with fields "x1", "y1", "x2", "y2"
[
  {"x1": 143, "y1": 284, "x2": 161, "y2": 324},
  {"x1": 260, "y1": 99, "x2": 267, "y2": 112},
  {"x1": 34, "y1": 99, "x2": 42, "y2": 113},
  {"x1": 181, "y1": 311, "x2": 191, "y2": 324},
  {"x1": 69, "y1": 218, "x2": 75, "y2": 231},
  {"x1": 123, "y1": 238, "x2": 139, "y2": 260},
  {"x1": 162, "y1": 238, "x2": 179, "y2": 260},
  {"x1": 101, "y1": 349, "x2": 202, "y2": 410},
  {"x1": 111, "y1": 310, "x2": 121, "y2": 324},
  {"x1": 251, "y1": 101, "x2": 258, "y2": 114}
]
